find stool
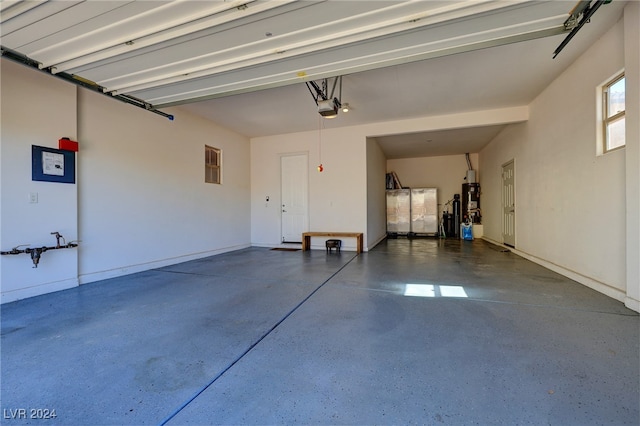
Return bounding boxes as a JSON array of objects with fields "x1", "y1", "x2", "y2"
[{"x1": 325, "y1": 239, "x2": 342, "y2": 253}]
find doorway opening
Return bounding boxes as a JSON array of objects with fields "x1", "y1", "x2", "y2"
[
  {"x1": 502, "y1": 159, "x2": 515, "y2": 247},
  {"x1": 280, "y1": 154, "x2": 309, "y2": 243}
]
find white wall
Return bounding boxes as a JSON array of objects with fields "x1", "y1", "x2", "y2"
[
  {"x1": 1, "y1": 60, "x2": 79, "y2": 303},
  {"x1": 251, "y1": 127, "x2": 368, "y2": 251},
  {"x1": 479, "y1": 124, "x2": 523, "y2": 241},
  {"x1": 387, "y1": 153, "x2": 479, "y2": 214},
  {"x1": 479, "y1": 16, "x2": 631, "y2": 303},
  {"x1": 77, "y1": 89, "x2": 251, "y2": 283},
  {"x1": 1, "y1": 59, "x2": 251, "y2": 302},
  {"x1": 251, "y1": 107, "x2": 527, "y2": 251},
  {"x1": 366, "y1": 138, "x2": 387, "y2": 249}
]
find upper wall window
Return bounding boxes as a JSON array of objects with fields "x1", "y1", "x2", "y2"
[
  {"x1": 602, "y1": 73, "x2": 625, "y2": 152},
  {"x1": 205, "y1": 145, "x2": 221, "y2": 184}
]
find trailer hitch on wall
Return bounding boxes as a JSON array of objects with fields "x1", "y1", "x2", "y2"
[{"x1": 1, "y1": 232, "x2": 79, "y2": 268}]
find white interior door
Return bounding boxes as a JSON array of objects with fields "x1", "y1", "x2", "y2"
[
  {"x1": 281, "y1": 154, "x2": 308, "y2": 243},
  {"x1": 502, "y1": 159, "x2": 516, "y2": 247}
]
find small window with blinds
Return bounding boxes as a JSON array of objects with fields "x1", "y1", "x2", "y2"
[{"x1": 205, "y1": 145, "x2": 221, "y2": 184}]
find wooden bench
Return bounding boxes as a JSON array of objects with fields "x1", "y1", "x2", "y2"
[{"x1": 302, "y1": 232, "x2": 364, "y2": 253}]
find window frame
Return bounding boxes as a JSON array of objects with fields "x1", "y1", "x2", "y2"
[
  {"x1": 205, "y1": 145, "x2": 221, "y2": 184},
  {"x1": 602, "y1": 72, "x2": 625, "y2": 153}
]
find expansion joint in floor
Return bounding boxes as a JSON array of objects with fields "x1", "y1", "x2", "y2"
[{"x1": 158, "y1": 255, "x2": 359, "y2": 425}]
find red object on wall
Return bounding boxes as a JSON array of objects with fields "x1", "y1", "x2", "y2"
[{"x1": 59, "y1": 137, "x2": 78, "y2": 152}]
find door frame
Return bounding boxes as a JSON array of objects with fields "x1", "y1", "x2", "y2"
[
  {"x1": 501, "y1": 159, "x2": 516, "y2": 247},
  {"x1": 280, "y1": 152, "x2": 309, "y2": 243}
]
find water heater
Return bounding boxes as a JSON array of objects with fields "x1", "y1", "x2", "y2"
[{"x1": 462, "y1": 183, "x2": 481, "y2": 223}]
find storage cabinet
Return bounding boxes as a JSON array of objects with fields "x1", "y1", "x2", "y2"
[
  {"x1": 410, "y1": 188, "x2": 438, "y2": 234},
  {"x1": 386, "y1": 188, "x2": 438, "y2": 236},
  {"x1": 386, "y1": 189, "x2": 411, "y2": 234}
]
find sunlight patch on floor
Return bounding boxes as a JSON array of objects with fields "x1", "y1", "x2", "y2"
[{"x1": 403, "y1": 284, "x2": 468, "y2": 298}]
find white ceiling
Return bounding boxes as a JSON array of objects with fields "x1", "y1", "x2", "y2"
[
  {"x1": 0, "y1": 0, "x2": 626, "y2": 159},
  {"x1": 374, "y1": 125, "x2": 508, "y2": 159}
]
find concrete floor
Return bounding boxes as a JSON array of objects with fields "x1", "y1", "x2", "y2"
[{"x1": 1, "y1": 239, "x2": 638, "y2": 425}]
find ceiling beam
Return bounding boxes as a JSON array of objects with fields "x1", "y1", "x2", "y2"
[
  {"x1": 0, "y1": 0, "x2": 47, "y2": 21},
  {"x1": 107, "y1": 1, "x2": 556, "y2": 94},
  {"x1": 154, "y1": 25, "x2": 565, "y2": 107},
  {"x1": 40, "y1": 1, "x2": 296, "y2": 72}
]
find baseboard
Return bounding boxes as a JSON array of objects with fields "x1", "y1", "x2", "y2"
[
  {"x1": 1, "y1": 277, "x2": 79, "y2": 304},
  {"x1": 482, "y1": 237, "x2": 628, "y2": 305},
  {"x1": 78, "y1": 244, "x2": 250, "y2": 285},
  {"x1": 625, "y1": 296, "x2": 640, "y2": 313}
]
